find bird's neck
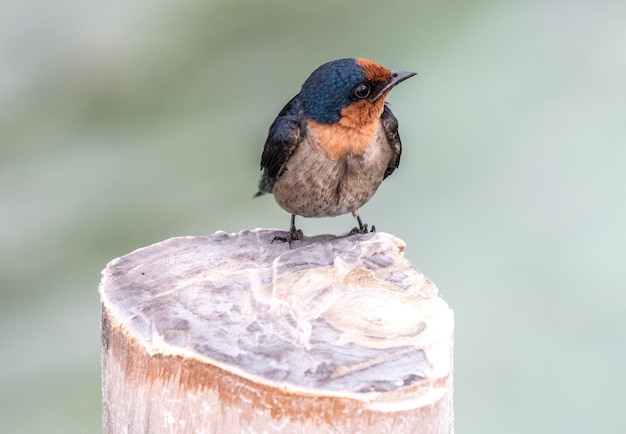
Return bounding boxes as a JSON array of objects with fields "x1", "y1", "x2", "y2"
[
  {"x1": 338, "y1": 98, "x2": 385, "y2": 129},
  {"x1": 307, "y1": 98, "x2": 386, "y2": 160},
  {"x1": 308, "y1": 118, "x2": 380, "y2": 160}
]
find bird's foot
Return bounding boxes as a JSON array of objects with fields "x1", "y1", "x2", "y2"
[
  {"x1": 271, "y1": 215, "x2": 304, "y2": 248},
  {"x1": 271, "y1": 228, "x2": 304, "y2": 247},
  {"x1": 349, "y1": 224, "x2": 376, "y2": 235},
  {"x1": 350, "y1": 214, "x2": 376, "y2": 235}
]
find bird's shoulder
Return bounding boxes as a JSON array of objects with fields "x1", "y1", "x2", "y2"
[
  {"x1": 380, "y1": 104, "x2": 403, "y2": 179},
  {"x1": 259, "y1": 95, "x2": 306, "y2": 183}
]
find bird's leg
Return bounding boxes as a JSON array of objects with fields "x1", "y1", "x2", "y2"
[
  {"x1": 272, "y1": 214, "x2": 304, "y2": 247},
  {"x1": 349, "y1": 210, "x2": 376, "y2": 235}
]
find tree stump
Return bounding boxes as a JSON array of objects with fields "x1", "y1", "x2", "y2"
[{"x1": 99, "y1": 229, "x2": 454, "y2": 433}]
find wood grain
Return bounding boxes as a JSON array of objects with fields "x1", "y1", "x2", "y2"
[{"x1": 99, "y1": 229, "x2": 454, "y2": 433}]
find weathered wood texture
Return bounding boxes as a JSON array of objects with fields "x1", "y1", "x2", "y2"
[{"x1": 99, "y1": 229, "x2": 454, "y2": 433}]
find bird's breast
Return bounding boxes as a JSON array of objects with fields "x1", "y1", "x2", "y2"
[{"x1": 271, "y1": 122, "x2": 393, "y2": 218}]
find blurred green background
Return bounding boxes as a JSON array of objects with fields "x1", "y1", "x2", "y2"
[{"x1": 1, "y1": 0, "x2": 625, "y2": 432}]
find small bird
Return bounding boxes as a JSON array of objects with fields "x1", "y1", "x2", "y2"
[{"x1": 255, "y1": 58, "x2": 416, "y2": 245}]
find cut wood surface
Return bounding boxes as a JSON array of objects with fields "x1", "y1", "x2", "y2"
[{"x1": 99, "y1": 229, "x2": 454, "y2": 433}]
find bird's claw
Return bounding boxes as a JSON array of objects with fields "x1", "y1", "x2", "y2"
[
  {"x1": 272, "y1": 228, "x2": 304, "y2": 248},
  {"x1": 350, "y1": 223, "x2": 376, "y2": 235}
]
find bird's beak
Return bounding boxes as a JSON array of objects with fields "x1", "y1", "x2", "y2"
[{"x1": 373, "y1": 70, "x2": 417, "y2": 101}]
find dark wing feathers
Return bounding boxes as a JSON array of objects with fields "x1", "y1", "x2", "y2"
[
  {"x1": 256, "y1": 96, "x2": 305, "y2": 195},
  {"x1": 381, "y1": 104, "x2": 403, "y2": 179}
]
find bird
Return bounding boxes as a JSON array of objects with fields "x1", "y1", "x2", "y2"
[{"x1": 255, "y1": 58, "x2": 416, "y2": 245}]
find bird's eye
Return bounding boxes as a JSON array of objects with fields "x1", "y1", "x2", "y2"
[{"x1": 353, "y1": 83, "x2": 371, "y2": 99}]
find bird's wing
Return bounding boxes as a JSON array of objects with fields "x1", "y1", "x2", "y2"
[
  {"x1": 256, "y1": 96, "x2": 305, "y2": 195},
  {"x1": 381, "y1": 104, "x2": 403, "y2": 179}
]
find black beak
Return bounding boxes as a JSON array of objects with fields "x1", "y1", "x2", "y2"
[{"x1": 373, "y1": 70, "x2": 417, "y2": 100}]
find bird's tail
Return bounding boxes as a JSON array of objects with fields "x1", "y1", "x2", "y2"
[{"x1": 254, "y1": 174, "x2": 273, "y2": 198}]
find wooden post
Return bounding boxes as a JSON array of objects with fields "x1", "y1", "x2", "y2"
[{"x1": 99, "y1": 229, "x2": 454, "y2": 433}]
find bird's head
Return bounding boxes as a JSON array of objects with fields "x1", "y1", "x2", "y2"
[{"x1": 299, "y1": 58, "x2": 416, "y2": 129}]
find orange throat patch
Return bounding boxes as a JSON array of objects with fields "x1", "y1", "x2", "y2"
[
  {"x1": 308, "y1": 98, "x2": 385, "y2": 160},
  {"x1": 308, "y1": 118, "x2": 379, "y2": 160}
]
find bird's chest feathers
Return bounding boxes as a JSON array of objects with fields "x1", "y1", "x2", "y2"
[{"x1": 308, "y1": 100, "x2": 384, "y2": 160}]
